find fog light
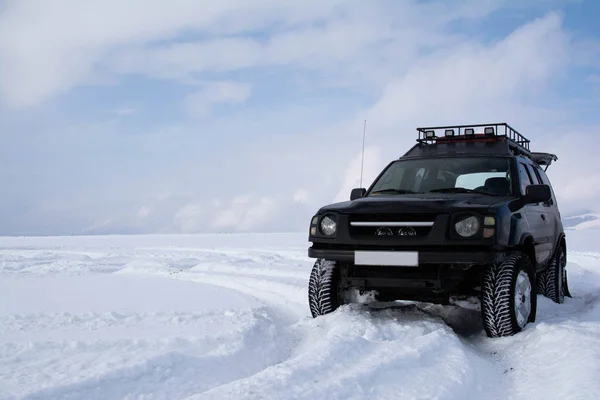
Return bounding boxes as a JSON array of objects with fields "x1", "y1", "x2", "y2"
[{"x1": 483, "y1": 228, "x2": 495, "y2": 238}]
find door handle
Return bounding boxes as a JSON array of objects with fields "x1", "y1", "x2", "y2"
[{"x1": 541, "y1": 214, "x2": 546, "y2": 221}]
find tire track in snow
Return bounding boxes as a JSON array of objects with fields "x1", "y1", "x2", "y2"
[
  {"x1": 119, "y1": 251, "x2": 507, "y2": 400},
  {"x1": 109, "y1": 250, "x2": 316, "y2": 397},
  {"x1": 173, "y1": 253, "x2": 600, "y2": 400},
  {"x1": 120, "y1": 266, "x2": 311, "y2": 322},
  {"x1": 4, "y1": 236, "x2": 600, "y2": 399},
  {"x1": 463, "y1": 259, "x2": 600, "y2": 400},
  {"x1": 188, "y1": 305, "x2": 504, "y2": 400},
  {"x1": 8, "y1": 309, "x2": 294, "y2": 400}
]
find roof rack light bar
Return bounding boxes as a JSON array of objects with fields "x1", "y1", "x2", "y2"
[{"x1": 415, "y1": 122, "x2": 531, "y2": 153}]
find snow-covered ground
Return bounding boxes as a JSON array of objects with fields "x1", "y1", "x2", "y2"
[
  {"x1": 2, "y1": 231, "x2": 600, "y2": 399},
  {"x1": 563, "y1": 213, "x2": 600, "y2": 230}
]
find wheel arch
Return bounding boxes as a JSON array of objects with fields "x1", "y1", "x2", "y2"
[
  {"x1": 557, "y1": 233, "x2": 572, "y2": 298},
  {"x1": 558, "y1": 233, "x2": 567, "y2": 258},
  {"x1": 545, "y1": 232, "x2": 567, "y2": 268},
  {"x1": 518, "y1": 233, "x2": 537, "y2": 272}
]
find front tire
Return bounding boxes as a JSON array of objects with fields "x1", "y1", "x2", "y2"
[
  {"x1": 481, "y1": 253, "x2": 535, "y2": 338},
  {"x1": 308, "y1": 259, "x2": 342, "y2": 317}
]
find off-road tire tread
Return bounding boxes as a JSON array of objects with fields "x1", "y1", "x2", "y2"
[
  {"x1": 308, "y1": 259, "x2": 339, "y2": 317},
  {"x1": 537, "y1": 247, "x2": 564, "y2": 304},
  {"x1": 537, "y1": 267, "x2": 551, "y2": 298},
  {"x1": 482, "y1": 253, "x2": 531, "y2": 338}
]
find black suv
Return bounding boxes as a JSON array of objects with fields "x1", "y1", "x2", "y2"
[{"x1": 307, "y1": 123, "x2": 569, "y2": 338}]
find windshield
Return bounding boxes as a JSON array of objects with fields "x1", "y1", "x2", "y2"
[{"x1": 368, "y1": 157, "x2": 513, "y2": 196}]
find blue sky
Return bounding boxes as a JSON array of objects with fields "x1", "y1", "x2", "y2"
[{"x1": 0, "y1": 0, "x2": 599, "y2": 236}]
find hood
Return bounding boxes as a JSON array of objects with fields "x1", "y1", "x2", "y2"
[{"x1": 318, "y1": 194, "x2": 510, "y2": 215}]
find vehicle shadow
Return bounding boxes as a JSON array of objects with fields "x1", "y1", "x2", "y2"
[{"x1": 365, "y1": 301, "x2": 485, "y2": 338}]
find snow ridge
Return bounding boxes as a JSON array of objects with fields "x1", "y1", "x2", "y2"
[{"x1": 1, "y1": 233, "x2": 600, "y2": 399}]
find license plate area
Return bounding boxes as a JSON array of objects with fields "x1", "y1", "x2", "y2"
[{"x1": 354, "y1": 251, "x2": 419, "y2": 267}]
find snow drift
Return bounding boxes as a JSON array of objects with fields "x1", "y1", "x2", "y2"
[{"x1": 1, "y1": 231, "x2": 600, "y2": 399}]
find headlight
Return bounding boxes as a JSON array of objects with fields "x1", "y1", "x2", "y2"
[
  {"x1": 320, "y1": 216, "x2": 337, "y2": 236},
  {"x1": 455, "y1": 215, "x2": 480, "y2": 237}
]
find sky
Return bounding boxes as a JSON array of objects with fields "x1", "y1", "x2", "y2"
[{"x1": 0, "y1": 0, "x2": 599, "y2": 236}]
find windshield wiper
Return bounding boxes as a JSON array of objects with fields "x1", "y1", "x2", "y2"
[
  {"x1": 428, "y1": 187, "x2": 502, "y2": 196},
  {"x1": 370, "y1": 188, "x2": 421, "y2": 195}
]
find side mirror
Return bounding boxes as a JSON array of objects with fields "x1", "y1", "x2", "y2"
[
  {"x1": 525, "y1": 184, "x2": 551, "y2": 204},
  {"x1": 350, "y1": 188, "x2": 366, "y2": 201}
]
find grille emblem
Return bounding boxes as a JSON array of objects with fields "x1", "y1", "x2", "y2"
[
  {"x1": 398, "y1": 227, "x2": 417, "y2": 236},
  {"x1": 375, "y1": 227, "x2": 394, "y2": 236}
]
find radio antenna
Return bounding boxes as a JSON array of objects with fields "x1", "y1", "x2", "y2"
[{"x1": 360, "y1": 119, "x2": 367, "y2": 188}]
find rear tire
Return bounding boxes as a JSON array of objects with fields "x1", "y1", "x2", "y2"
[
  {"x1": 481, "y1": 253, "x2": 535, "y2": 338},
  {"x1": 308, "y1": 259, "x2": 341, "y2": 317},
  {"x1": 537, "y1": 246, "x2": 566, "y2": 303}
]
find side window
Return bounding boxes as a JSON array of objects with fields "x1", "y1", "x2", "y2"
[
  {"x1": 526, "y1": 164, "x2": 541, "y2": 184},
  {"x1": 517, "y1": 163, "x2": 532, "y2": 195},
  {"x1": 535, "y1": 166, "x2": 556, "y2": 206},
  {"x1": 536, "y1": 166, "x2": 551, "y2": 185},
  {"x1": 531, "y1": 167, "x2": 543, "y2": 184}
]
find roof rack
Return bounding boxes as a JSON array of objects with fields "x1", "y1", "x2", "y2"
[
  {"x1": 416, "y1": 122, "x2": 531, "y2": 154},
  {"x1": 413, "y1": 122, "x2": 557, "y2": 169}
]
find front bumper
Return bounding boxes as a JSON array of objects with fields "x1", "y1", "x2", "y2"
[{"x1": 308, "y1": 247, "x2": 505, "y2": 266}]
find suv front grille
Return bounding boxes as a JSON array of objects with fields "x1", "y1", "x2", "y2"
[
  {"x1": 348, "y1": 213, "x2": 439, "y2": 238},
  {"x1": 351, "y1": 225, "x2": 432, "y2": 237},
  {"x1": 349, "y1": 213, "x2": 437, "y2": 223}
]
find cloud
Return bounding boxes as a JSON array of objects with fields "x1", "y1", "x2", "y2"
[
  {"x1": 137, "y1": 205, "x2": 152, "y2": 219},
  {"x1": 210, "y1": 195, "x2": 295, "y2": 233},
  {"x1": 115, "y1": 38, "x2": 263, "y2": 80},
  {"x1": 365, "y1": 12, "x2": 569, "y2": 132},
  {"x1": 173, "y1": 203, "x2": 207, "y2": 234},
  {"x1": 183, "y1": 81, "x2": 252, "y2": 118},
  {"x1": 212, "y1": 194, "x2": 253, "y2": 229},
  {"x1": 536, "y1": 127, "x2": 600, "y2": 215},
  {"x1": 236, "y1": 196, "x2": 279, "y2": 231},
  {"x1": 167, "y1": 192, "x2": 315, "y2": 234},
  {"x1": 293, "y1": 189, "x2": 309, "y2": 204},
  {"x1": 110, "y1": 2, "x2": 496, "y2": 90},
  {"x1": 0, "y1": 0, "x2": 510, "y2": 109},
  {"x1": 102, "y1": 106, "x2": 138, "y2": 117},
  {"x1": 0, "y1": 0, "x2": 348, "y2": 108},
  {"x1": 0, "y1": 1, "x2": 598, "y2": 236},
  {"x1": 589, "y1": 74, "x2": 600, "y2": 83},
  {"x1": 333, "y1": 146, "x2": 383, "y2": 203}
]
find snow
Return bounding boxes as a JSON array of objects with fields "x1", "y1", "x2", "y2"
[
  {"x1": 571, "y1": 218, "x2": 600, "y2": 230},
  {"x1": 2, "y1": 232, "x2": 600, "y2": 399},
  {"x1": 563, "y1": 213, "x2": 600, "y2": 230}
]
